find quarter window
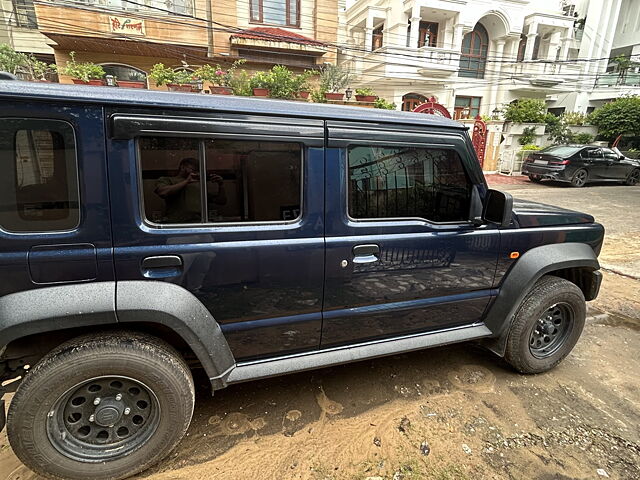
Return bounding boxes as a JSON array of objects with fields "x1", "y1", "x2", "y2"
[
  {"x1": 0, "y1": 119, "x2": 79, "y2": 232},
  {"x1": 139, "y1": 137, "x2": 302, "y2": 225},
  {"x1": 348, "y1": 146, "x2": 472, "y2": 223}
]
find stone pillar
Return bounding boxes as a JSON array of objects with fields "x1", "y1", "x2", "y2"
[
  {"x1": 524, "y1": 31, "x2": 538, "y2": 61},
  {"x1": 547, "y1": 31, "x2": 562, "y2": 61},
  {"x1": 488, "y1": 39, "x2": 506, "y2": 116},
  {"x1": 559, "y1": 35, "x2": 572, "y2": 61},
  {"x1": 453, "y1": 23, "x2": 464, "y2": 52},
  {"x1": 365, "y1": 15, "x2": 374, "y2": 52},
  {"x1": 409, "y1": 16, "x2": 421, "y2": 48}
]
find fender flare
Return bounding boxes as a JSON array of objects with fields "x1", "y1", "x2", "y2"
[
  {"x1": 483, "y1": 242, "x2": 599, "y2": 355},
  {"x1": 0, "y1": 282, "x2": 118, "y2": 349},
  {"x1": 116, "y1": 281, "x2": 235, "y2": 389}
]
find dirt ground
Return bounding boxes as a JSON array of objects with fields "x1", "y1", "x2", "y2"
[{"x1": 1, "y1": 180, "x2": 638, "y2": 480}]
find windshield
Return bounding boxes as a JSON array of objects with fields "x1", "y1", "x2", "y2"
[{"x1": 539, "y1": 146, "x2": 583, "y2": 157}]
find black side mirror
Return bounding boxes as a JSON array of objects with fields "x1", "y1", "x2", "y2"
[{"x1": 482, "y1": 189, "x2": 513, "y2": 228}]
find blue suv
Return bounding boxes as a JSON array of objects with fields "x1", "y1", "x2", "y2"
[{"x1": 0, "y1": 81, "x2": 604, "y2": 480}]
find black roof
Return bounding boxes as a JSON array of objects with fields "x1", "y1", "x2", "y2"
[{"x1": 0, "y1": 80, "x2": 465, "y2": 130}]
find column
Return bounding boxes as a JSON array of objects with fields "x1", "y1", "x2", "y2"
[
  {"x1": 453, "y1": 23, "x2": 464, "y2": 52},
  {"x1": 364, "y1": 15, "x2": 374, "y2": 52},
  {"x1": 488, "y1": 39, "x2": 506, "y2": 116},
  {"x1": 559, "y1": 36, "x2": 572, "y2": 61},
  {"x1": 523, "y1": 32, "x2": 538, "y2": 61},
  {"x1": 409, "y1": 16, "x2": 421, "y2": 48},
  {"x1": 547, "y1": 31, "x2": 562, "y2": 61}
]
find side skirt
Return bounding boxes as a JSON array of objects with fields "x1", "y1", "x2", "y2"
[{"x1": 223, "y1": 323, "x2": 491, "y2": 386}]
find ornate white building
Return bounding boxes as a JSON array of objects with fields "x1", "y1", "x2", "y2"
[{"x1": 339, "y1": 0, "x2": 639, "y2": 117}]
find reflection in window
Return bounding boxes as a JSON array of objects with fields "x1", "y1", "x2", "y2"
[
  {"x1": 348, "y1": 146, "x2": 472, "y2": 222},
  {"x1": 139, "y1": 137, "x2": 301, "y2": 225},
  {"x1": 0, "y1": 120, "x2": 79, "y2": 232}
]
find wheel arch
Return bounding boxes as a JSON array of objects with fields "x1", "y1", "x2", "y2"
[{"x1": 482, "y1": 242, "x2": 601, "y2": 356}]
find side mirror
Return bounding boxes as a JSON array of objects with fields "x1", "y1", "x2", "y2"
[{"x1": 482, "y1": 189, "x2": 513, "y2": 228}]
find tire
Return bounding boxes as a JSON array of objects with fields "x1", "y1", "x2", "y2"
[
  {"x1": 625, "y1": 168, "x2": 640, "y2": 186},
  {"x1": 570, "y1": 168, "x2": 588, "y2": 187},
  {"x1": 504, "y1": 275, "x2": 586, "y2": 374},
  {"x1": 7, "y1": 332, "x2": 195, "y2": 480},
  {"x1": 528, "y1": 175, "x2": 542, "y2": 183}
]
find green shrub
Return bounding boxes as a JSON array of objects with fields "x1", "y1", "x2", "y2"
[
  {"x1": 195, "y1": 59, "x2": 245, "y2": 87},
  {"x1": 319, "y1": 64, "x2": 352, "y2": 93},
  {"x1": 573, "y1": 132, "x2": 594, "y2": 144},
  {"x1": 518, "y1": 126, "x2": 538, "y2": 145},
  {"x1": 310, "y1": 88, "x2": 327, "y2": 103},
  {"x1": 504, "y1": 98, "x2": 546, "y2": 123},
  {"x1": 149, "y1": 63, "x2": 195, "y2": 86},
  {"x1": 0, "y1": 43, "x2": 29, "y2": 75},
  {"x1": 249, "y1": 71, "x2": 272, "y2": 90},
  {"x1": 290, "y1": 70, "x2": 316, "y2": 93},
  {"x1": 374, "y1": 98, "x2": 396, "y2": 110},
  {"x1": 268, "y1": 65, "x2": 296, "y2": 99},
  {"x1": 228, "y1": 69, "x2": 252, "y2": 96},
  {"x1": 355, "y1": 87, "x2": 375, "y2": 96},
  {"x1": 521, "y1": 144, "x2": 541, "y2": 150},
  {"x1": 55, "y1": 51, "x2": 105, "y2": 82},
  {"x1": 589, "y1": 96, "x2": 640, "y2": 140},
  {"x1": 561, "y1": 111, "x2": 588, "y2": 125}
]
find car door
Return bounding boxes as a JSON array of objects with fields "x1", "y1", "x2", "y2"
[
  {"x1": 584, "y1": 147, "x2": 607, "y2": 179},
  {"x1": 602, "y1": 148, "x2": 630, "y2": 180},
  {"x1": 107, "y1": 110, "x2": 325, "y2": 361},
  {"x1": 0, "y1": 101, "x2": 114, "y2": 306},
  {"x1": 322, "y1": 122, "x2": 500, "y2": 347}
]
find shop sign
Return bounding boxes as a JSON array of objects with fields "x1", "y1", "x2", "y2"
[{"x1": 109, "y1": 16, "x2": 145, "y2": 36}]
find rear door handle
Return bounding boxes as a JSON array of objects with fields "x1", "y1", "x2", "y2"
[
  {"x1": 141, "y1": 255, "x2": 183, "y2": 278},
  {"x1": 352, "y1": 244, "x2": 380, "y2": 264}
]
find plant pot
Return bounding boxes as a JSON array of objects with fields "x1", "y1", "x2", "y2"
[
  {"x1": 72, "y1": 78, "x2": 106, "y2": 86},
  {"x1": 355, "y1": 95, "x2": 378, "y2": 102},
  {"x1": 167, "y1": 83, "x2": 195, "y2": 92},
  {"x1": 324, "y1": 92, "x2": 344, "y2": 101},
  {"x1": 117, "y1": 80, "x2": 146, "y2": 89},
  {"x1": 297, "y1": 91, "x2": 310, "y2": 99},
  {"x1": 252, "y1": 88, "x2": 269, "y2": 96},
  {"x1": 209, "y1": 86, "x2": 233, "y2": 95}
]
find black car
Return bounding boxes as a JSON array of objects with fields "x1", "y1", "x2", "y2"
[{"x1": 522, "y1": 145, "x2": 640, "y2": 187}]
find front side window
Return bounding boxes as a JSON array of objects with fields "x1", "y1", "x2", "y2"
[
  {"x1": 250, "y1": 0, "x2": 299, "y2": 27},
  {"x1": 348, "y1": 146, "x2": 472, "y2": 223},
  {"x1": 0, "y1": 119, "x2": 79, "y2": 232},
  {"x1": 139, "y1": 137, "x2": 302, "y2": 225}
]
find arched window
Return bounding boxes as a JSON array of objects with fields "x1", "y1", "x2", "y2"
[
  {"x1": 402, "y1": 93, "x2": 428, "y2": 111},
  {"x1": 517, "y1": 34, "x2": 526, "y2": 62},
  {"x1": 458, "y1": 23, "x2": 489, "y2": 79},
  {"x1": 100, "y1": 63, "x2": 147, "y2": 87}
]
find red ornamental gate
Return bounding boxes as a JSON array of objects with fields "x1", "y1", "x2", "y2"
[{"x1": 412, "y1": 99, "x2": 487, "y2": 166}]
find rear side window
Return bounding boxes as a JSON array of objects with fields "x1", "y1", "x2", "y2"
[
  {"x1": 0, "y1": 119, "x2": 79, "y2": 232},
  {"x1": 139, "y1": 137, "x2": 302, "y2": 225},
  {"x1": 348, "y1": 146, "x2": 472, "y2": 223}
]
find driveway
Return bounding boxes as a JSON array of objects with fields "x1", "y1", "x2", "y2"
[{"x1": 1, "y1": 179, "x2": 638, "y2": 480}]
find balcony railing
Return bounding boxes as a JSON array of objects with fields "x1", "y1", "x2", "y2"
[
  {"x1": 353, "y1": 45, "x2": 458, "y2": 79},
  {"x1": 595, "y1": 72, "x2": 640, "y2": 88}
]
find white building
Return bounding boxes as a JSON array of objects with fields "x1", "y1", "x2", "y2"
[{"x1": 339, "y1": 0, "x2": 639, "y2": 117}]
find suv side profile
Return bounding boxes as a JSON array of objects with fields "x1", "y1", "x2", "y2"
[{"x1": 0, "y1": 82, "x2": 604, "y2": 480}]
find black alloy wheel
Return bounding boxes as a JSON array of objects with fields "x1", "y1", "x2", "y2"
[
  {"x1": 625, "y1": 168, "x2": 640, "y2": 186},
  {"x1": 529, "y1": 303, "x2": 574, "y2": 359},
  {"x1": 48, "y1": 376, "x2": 160, "y2": 462},
  {"x1": 571, "y1": 169, "x2": 588, "y2": 187}
]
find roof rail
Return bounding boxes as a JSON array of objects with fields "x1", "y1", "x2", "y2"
[{"x1": 0, "y1": 72, "x2": 18, "y2": 81}]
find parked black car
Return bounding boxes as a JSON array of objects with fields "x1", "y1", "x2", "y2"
[
  {"x1": 0, "y1": 81, "x2": 605, "y2": 480},
  {"x1": 522, "y1": 145, "x2": 640, "y2": 187}
]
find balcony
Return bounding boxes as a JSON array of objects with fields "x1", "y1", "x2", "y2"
[
  {"x1": 506, "y1": 60, "x2": 582, "y2": 89},
  {"x1": 352, "y1": 45, "x2": 459, "y2": 81},
  {"x1": 595, "y1": 72, "x2": 640, "y2": 88}
]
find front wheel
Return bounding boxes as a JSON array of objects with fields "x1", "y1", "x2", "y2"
[
  {"x1": 7, "y1": 332, "x2": 195, "y2": 480},
  {"x1": 570, "y1": 168, "x2": 588, "y2": 187},
  {"x1": 504, "y1": 276, "x2": 586, "y2": 374},
  {"x1": 625, "y1": 168, "x2": 640, "y2": 186}
]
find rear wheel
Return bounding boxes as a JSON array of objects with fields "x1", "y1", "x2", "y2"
[
  {"x1": 625, "y1": 168, "x2": 640, "y2": 186},
  {"x1": 570, "y1": 168, "x2": 588, "y2": 187},
  {"x1": 528, "y1": 175, "x2": 542, "y2": 183},
  {"x1": 504, "y1": 276, "x2": 586, "y2": 374},
  {"x1": 7, "y1": 332, "x2": 194, "y2": 480}
]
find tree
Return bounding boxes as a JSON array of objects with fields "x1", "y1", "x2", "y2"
[
  {"x1": 503, "y1": 98, "x2": 546, "y2": 123},
  {"x1": 589, "y1": 96, "x2": 640, "y2": 140}
]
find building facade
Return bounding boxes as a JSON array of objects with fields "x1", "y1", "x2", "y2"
[
  {"x1": 22, "y1": 0, "x2": 338, "y2": 87},
  {"x1": 0, "y1": 0, "x2": 54, "y2": 62},
  {"x1": 340, "y1": 0, "x2": 639, "y2": 117}
]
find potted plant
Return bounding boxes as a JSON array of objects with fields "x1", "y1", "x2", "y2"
[
  {"x1": 268, "y1": 65, "x2": 296, "y2": 99},
  {"x1": 502, "y1": 99, "x2": 547, "y2": 135},
  {"x1": 116, "y1": 70, "x2": 147, "y2": 89},
  {"x1": 55, "y1": 52, "x2": 106, "y2": 85},
  {"x1": 373, "y1": 98, "x2": 397, "y2": 110},
  {"x1": 26, "y1": 56, "x2": 55, "y2": 82},
  {"x1": 319, "y1": 64, "x2": 352, "y2": 101},
  {"x1": 355, "y1": 87, "x2": 378, "y2": 102},
  {"x1": 250, "y1": 71, "x2": 272, "y2": 96},
  {"x1": 0, "y1": 44, "x2": 29, "y2": 77},
  {"x1": 291, "y1": 70, "x2": 316, "y2": 99},
  {"x1": 149, "y1": 63, "x2": 197, "y2": 92},
  {"x1": 229, "y1": 69, "x2": 252, "y2": 96},
  {"x1": 196, "y1": 59, "x2": 245, "y2": 95}
]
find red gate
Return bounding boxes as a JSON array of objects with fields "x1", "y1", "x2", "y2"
[
  {"x1": 412, "y1": 96, "x2": 452, "y2": 118},
  {"x1": 471, "y1": 116, "x2": 487, "y2": 167}
]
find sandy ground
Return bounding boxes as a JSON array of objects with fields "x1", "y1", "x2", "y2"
[{"x1": 1, "y1": 181, "x2": 638, "y2": 480}]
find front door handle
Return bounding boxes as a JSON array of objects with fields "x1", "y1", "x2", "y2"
[
  {"x1": 141, "y1": 255, "x2": 183, "y2": 278},
  {"x1": 352, "y1": 244, "x2": 380, "y2": 264}
]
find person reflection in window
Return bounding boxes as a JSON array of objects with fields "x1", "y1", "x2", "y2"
[{"x1": 154, "y1": 157, "x2": 226, "y2": 223}]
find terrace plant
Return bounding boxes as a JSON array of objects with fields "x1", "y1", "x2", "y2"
[
  {"x1": 503, "y1": 98, "x2": 546, "y2": 123},
  {"x1": 0, "y1": 43, "x2": 29, "y2": 75},
  {"x1": 319, "y1": 63, "x2": 352, "y2": 93},
  {"x1": 374, "y1": 98, "x2": 396, "y2": 110},
  {"x1": 55, "y1": 51, "x2": 105, "y2": 83}
]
